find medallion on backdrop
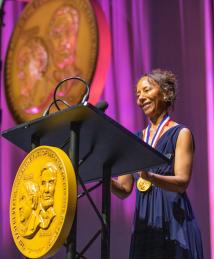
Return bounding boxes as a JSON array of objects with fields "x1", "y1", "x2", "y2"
[{"x1": 5, "y1": 0, "x2": 99, "y2": 123}]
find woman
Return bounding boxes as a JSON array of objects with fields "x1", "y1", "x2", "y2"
[{"x1": 111, "y1": 69, "x2": 203, "y2": 259}]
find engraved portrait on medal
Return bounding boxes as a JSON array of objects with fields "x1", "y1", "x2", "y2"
[
  {"x1": 39, "y1": 164, "x2": 57, "y2": 230},
  {"x1": 17, "y1": 164, "x2": 59, "y2": 240},
  {"x1": 18, "y1": 180, "x2": 41, "y2": 239}
]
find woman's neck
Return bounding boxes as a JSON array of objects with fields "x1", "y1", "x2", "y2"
[{"x1": 149, "y1": 110, "x2": 168, "y2": 128}]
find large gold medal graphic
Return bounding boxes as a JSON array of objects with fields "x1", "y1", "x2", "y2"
[
  {"x1": 5, "y1": 0, "x2": 98, "y2": 123},
  {"x1": 10, "y1": 146, "x2": 77, "y2": 258}
]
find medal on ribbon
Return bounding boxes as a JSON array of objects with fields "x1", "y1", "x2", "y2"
[
  {"x1": 137, "y1": 114, "x2": 170, "y2": 192},
  {"x1": 137, "y1": 177, "x2": 152, "y2": 192}
]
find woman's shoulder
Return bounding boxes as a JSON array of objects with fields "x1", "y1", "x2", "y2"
[
  {"x1": 176, "y1": 126, "x2": 195, "y2": 150},
  {"x1": 167, "y1": 121, "x2": 192, "y2": 133},
  {"x1": 168, "y1": 122, "x2": 195, "y2": 151},
  {"x1": 169, "y1": 122, "x2": 193, "y2": 136},
  {"x1": 165, "y1": 122, "x2": 193, "y2": 139}
]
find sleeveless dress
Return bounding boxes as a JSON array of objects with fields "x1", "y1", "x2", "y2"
[{"x1": 129, "y1": 125, "x2": 203, "y2": 259}]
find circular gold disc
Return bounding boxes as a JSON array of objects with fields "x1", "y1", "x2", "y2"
[
  {"x1": 10, "y1": 146, "x2": 77, "y2": 258},
  {"x1": 5, "y1": 0, "x2": 98, "y2": 123},
  {"x1": 137, "y1": 177, "x2": 152, "y2": 192}
]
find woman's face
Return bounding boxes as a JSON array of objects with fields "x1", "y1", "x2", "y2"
[
  {"x1": 19, "y1": 187, "x2": 33, "y2": 224},
  {"x1": 136, "y1": 77, "x2": 167, "y2": 118}
]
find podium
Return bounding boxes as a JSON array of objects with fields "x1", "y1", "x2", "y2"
[{"x1": 2, "y1": 103, "x2": 170, "y2": 259}]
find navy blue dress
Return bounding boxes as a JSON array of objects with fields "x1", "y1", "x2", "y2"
[{"x1": 129, "y1": 125, "x2": 203, "y2": 259}]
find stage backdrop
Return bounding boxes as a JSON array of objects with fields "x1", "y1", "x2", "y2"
[{"x1": 1, "y1": 0, "x2": 213, "y2": 259}]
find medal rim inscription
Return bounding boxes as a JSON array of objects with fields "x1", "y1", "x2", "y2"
[{"x1": 10, "y1": 146, "x2": 77, "y2": 258}]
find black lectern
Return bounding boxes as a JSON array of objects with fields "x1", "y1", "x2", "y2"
[{"x1": 2, "y1": 103, "x2": 169, "y2": 259}]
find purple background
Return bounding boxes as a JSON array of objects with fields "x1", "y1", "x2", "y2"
[{"x1": 1, "y1": 0, "x2": 214, "y2": 259}]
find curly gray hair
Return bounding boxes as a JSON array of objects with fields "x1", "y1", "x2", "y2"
[{"x1": 140, "y1": 69, "x2": 177, "y2": 108}]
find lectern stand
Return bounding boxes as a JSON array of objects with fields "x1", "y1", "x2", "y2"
[{"x1": 2, "y1": 103, "x2": 169, "y2": 259}]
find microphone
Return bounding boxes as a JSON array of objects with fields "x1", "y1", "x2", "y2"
[
  {"x1": 43, "y1": 99, "x2": 70, "y2": 116},
  {"x1": 53, "y1": 76, "x2": 90, "y2": 111},
  {"x1": 43, "y1": 76, "x2": 90, "y2": 116},
  {"x1": 95, "y1": 100, "x2": 108, "y2": 112}
]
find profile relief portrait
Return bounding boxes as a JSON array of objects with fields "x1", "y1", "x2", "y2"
[{"x1": 18, "y1": 163, "x2": 58, "y2": 239}]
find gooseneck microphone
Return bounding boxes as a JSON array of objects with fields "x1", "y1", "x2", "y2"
[
  {"x1": 53, "y1": 76, "x2": 90, "y2": 111},
  {"x1": 43, "y1": 76, "x2": 90, "y2": 116},
  {"x1": 43, "y1": 75, "x2": 109, "y2": 117}
]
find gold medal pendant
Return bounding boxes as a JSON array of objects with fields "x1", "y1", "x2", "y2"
[{"x1": 137, "y1": 177, "x2": 152, "y2": 192}]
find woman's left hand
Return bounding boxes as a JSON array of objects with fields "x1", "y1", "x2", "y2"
[{"x1": 139, "y1": 170, "x2": 150, "y2": 180}]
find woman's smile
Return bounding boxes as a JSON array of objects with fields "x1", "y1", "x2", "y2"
[{"x1": 136, "y1": 77, "x2": 166, "y2": 118}]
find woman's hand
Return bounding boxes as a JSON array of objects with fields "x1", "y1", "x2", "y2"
[
  {"x1": 139, "y1": 171, "x2": 151, "y2": 181},
  {"x1": 111, "y1": 174, "x2": 134, "y2": 199}
]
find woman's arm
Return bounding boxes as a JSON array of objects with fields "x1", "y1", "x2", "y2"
[
  {"x1": 111, "y1": 174, "x2": 134, "y2": 199},
  {"x1": 140, "y1": 128, "x2": 194, "y2": 193}
]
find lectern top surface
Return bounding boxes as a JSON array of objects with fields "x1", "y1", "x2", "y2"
[{"x1": 2, "y1": 103, "x2": 169, "y2": 182}]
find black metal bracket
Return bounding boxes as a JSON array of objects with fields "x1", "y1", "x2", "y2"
[{"x1": 61, "y1": 128, "x2": 112, "y2": 259}]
